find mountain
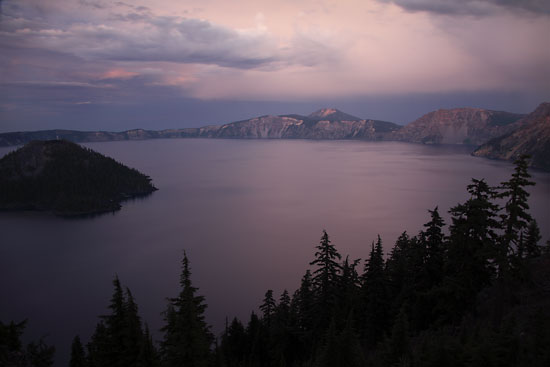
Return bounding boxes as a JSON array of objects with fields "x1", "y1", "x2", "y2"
[
  {"x1": 0, "y1": 109, "x2": 401, "y2": 146},
  {"x1": 391, "y1": 108, "x2": 525, "y2": 145},
  {"x1": 201, "y1": 112, "x2": 400, "y2": 140},
  {"x1": 307, "y1": 108, "x2": 362, "y2": 121},
  {"x1": 0, "y1": 140, "x2": 157, "y2": 216},
  {"x1": 473, "y1": 102, "x2": 550, "y2": 171}
]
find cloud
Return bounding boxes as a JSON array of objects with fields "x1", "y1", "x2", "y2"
[
  {"x1": 379, "y1": 0, "x2": 550, "y2": 16},
  {"x1": 0, "y1": 1, "x2": 339, "y2": 71},
  {"x1": 98, "y1": 69, "x2": 138, "y2": 80}
]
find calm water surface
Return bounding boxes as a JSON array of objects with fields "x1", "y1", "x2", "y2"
[{"x1": 1, "y1": 139, "x2": 549, "y2": 366}]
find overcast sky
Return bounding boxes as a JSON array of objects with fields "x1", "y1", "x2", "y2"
[{"x1": 0, "y1": 0, "x2": 549, "y2": 132}]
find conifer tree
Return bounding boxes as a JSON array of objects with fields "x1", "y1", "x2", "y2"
[
  {"x1": 260, "y1": 290, "x2": 277, "y2": 327},
  {"x1": 160, "y1": 251, "x2": 213, "y2": 367},
  {"x1": 220, "y1": 318, "x2": 247, "y2": 367},
  {"x1": 138, "y1": 324, "x2": 159, "y2": 367},
  {"x1": 309, "y1": 230, "x2": 342, "y2": 329},
  {"x1": 87, "y1": 322, "x2": 109, "y2": 367},
  {"x1": 360, "y1": 235, "x2": 389, "y2": 346},
  {"x1": 338, "y1": 256, "x2": 361, "y2": 317},
  {"x1": 386, "y1": 232, "x2": 414, "y2": 314},
  {"x1": 26, "y1": 338, "x2": 55, "y2": 367},
  {"x1": 524, "y1": 220, "x2": 541, "y2": 258},
  {"x1": 420, "y1": 207, "x2": 446, "y2": 289},
  {"x1": 122, "y1": 288, "x2": 145, "y2": 366},
  {"x1": 295, "y1": 270, "x2": 315, "y2": 333},
  {"x1": 70, "y1": 335, "x2": 87, "y2": 367},
  {"x1": 498, "y1": 155, "x2": 535, "y2": 273},
  {"x1": 87, "y1": 276, "x2": 154, "y2": 367}
]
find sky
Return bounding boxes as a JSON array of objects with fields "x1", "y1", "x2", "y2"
[{"x1": 0, "y1": 0, "x2": 549, "y2": 132}]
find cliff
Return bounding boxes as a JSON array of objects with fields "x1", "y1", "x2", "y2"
[
  {"x1": 473, "y1": 103, "x2": 550, "y2": 171},
  {"x1": 391, "y1": 108, "x2": 525, "y2": 145}
]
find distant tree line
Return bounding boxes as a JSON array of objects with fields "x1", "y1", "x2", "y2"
[{"x1": 2, "y1": 155, "x2": 549, "y2": 367}]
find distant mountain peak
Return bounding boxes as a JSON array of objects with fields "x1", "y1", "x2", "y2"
[{"x1": 308, "y1": 108, "x2": 361, "y2": 121}]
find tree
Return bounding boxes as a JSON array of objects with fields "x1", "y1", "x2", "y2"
[
  {"x1": 524, "y1": 220, "x2": 541, "y2": 258},
  {"x1": 295, "y1": 270, "x2": 315, "y2": 333},
  {"x1": 498, "y1": 155, "x2": 535, "y2": 273},
  {"x1": 420, "y1": 207, "x2": 446, "y2": 289},
  {"x1": 220, "y1": 318, "x2": 247, "y2": 367},
  {"x1": 309, "y1": 230, "x2": 342, "y2": 329},
  {"x1": 160, "y1": 251, "x2": 213, "y2": 367},
  {"x1": 87, "y1": 276, "x2": 155, "y2": 367},
  {"x1": 360, "y1": 235, "x2": 389, "y2": 346},
  {"x1": 26, "y1": 339, "x2": 55, "y2": 367},
  {"x1": 70, "y1": 335, "x2": 87, "y2": 367},
  {"x1": 260, "y1": 290, "x2": 277, "y2": 327},
  {"x1": 436, "y1": 178, "x2": 501, "y2": 323},
  {"x1": 338, "y1": 256, "x2": 361, "y2": 318}
]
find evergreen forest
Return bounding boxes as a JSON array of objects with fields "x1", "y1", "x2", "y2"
[
  {"x1": 0, "y1": 140, "x2": 157, "y2": 216},
  {"x1": 2, "y1": 155, "x2": 550, "y2": 367}
]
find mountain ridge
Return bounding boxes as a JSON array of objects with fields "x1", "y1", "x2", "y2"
[
  {"x1": 473, "y1": 102, "x2": 550, "y2": 171},
  {"x1": 1, "y1": 103, "x2": 548, "y2": 170}
]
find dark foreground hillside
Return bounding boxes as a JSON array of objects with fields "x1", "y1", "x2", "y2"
[{"x1": 0, "y1": 140, "x2": 157, "y2": 216}]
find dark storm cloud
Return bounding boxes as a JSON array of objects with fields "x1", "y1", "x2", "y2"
[{"x1": 379, "y1": 0, "x2": 550, "y2": 15}]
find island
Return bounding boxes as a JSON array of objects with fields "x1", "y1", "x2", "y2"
[{"x1": 0, "y1": 140, "x2": 157, "y2": 216}]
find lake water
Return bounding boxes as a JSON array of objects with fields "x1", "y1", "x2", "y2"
[{"x1": 1, "y1": 139, "x2": 549, "y2": 366}]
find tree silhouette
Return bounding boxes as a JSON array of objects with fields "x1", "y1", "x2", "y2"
[{"x1": 160, "y1": 251, "x2": 213, "y2": 367}]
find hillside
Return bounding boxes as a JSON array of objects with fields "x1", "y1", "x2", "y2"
[
  {"x1": 0, "y1": 140, "x2": 157, "y2": 216},
  {"x1": 201, "y1": 109, "x2": 400, "y2": 140},
  {"x1": 473, "y1": 102, "x2": 550, "y2": 171},
  {"x1": 0, "y1": 109, "x2": 401, "y2": 146},
  {"x1": 391, "y1": 108, "x2": 525, "y2": 145}
]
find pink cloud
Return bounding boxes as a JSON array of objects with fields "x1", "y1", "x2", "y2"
[{"x1": 99, "y1": 69, "x2": 139, "y2": 80}]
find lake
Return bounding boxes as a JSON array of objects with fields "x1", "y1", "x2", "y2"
[{"x1": 1, "y1": 139, "x2": 549, "y2": 366}]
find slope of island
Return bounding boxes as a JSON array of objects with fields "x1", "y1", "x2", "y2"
[{"x1": 0, "y1": 140, "x2": 157, "y2": 216}]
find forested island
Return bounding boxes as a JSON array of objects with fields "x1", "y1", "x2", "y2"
[
  {"x1": 1, "y1": 156, "x2": 549, "y2": 367},
  {"x1": 0, "y1": 140, "x2": 156, "y2": 216}
]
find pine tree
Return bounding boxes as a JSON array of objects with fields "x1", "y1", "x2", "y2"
[
  {"x1": 260, "y1": 290, "x2": 277, "y2": 327},
  {"x1": 87, "y1": 276, "x2": 153, "y2": 367},
  {"x1": 420, "y1": 207, "x2": 446, "y2": 289},
  {"x1": 386, "y1": 232, "x2": 414, "y2": 315},
  {"x1": 87, "y1": 322, "x2": 109, "y2": 367},
  {"x1": 220, "y1": 318, "x2": 247, "y2": 367},
  {"x1": 360, "y1": 235, "x2": 389, "y2": 346},
  {"x1": 309, "y1": 230, "x2": 342, "y2": 330},
  {"x1": 338, "y1": 256, "x2": 361, "y2": 317},
  {"x1": 26, "y1": 338, "x2": 55, "y2": 367},
  {"x1": 295, "y1": 270, "x2": 315, "y2": 333},
  {"x1": 498, "y1": 155, "x2": 536, "y2": 273},
  {"x1": 122, "y1": 287, "x2": 145, "y2": 366},
  {"x1": 437, "y1": 178, "x2": 501, "y2": 323},
  {"x1": 138, "y1": 324, "x2": 159, "y2": 367},
  {"x1": 160, "y1": 251, "x2": 213, "y2": 367},
  {"x1": 524, "y1": 220, "x2": 541, "y2": 258},
  {"x1": 70, "y1": 335, "x2": 87, "y2": 367}
]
